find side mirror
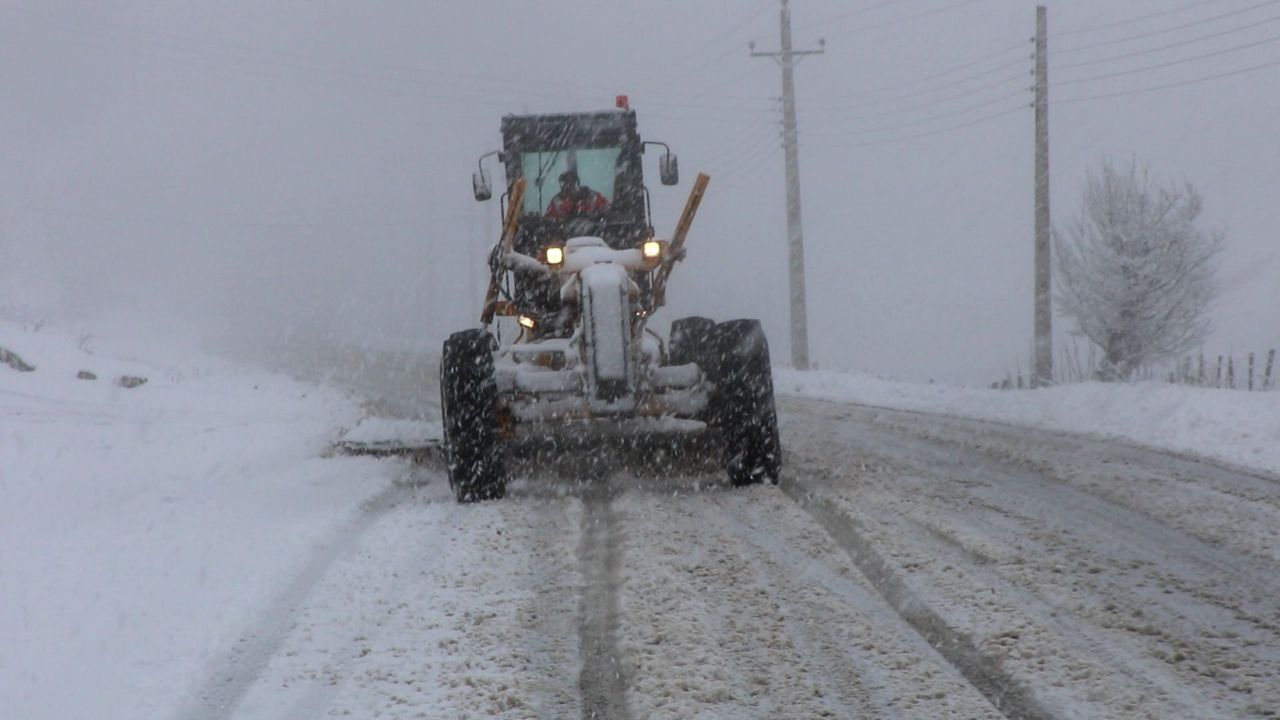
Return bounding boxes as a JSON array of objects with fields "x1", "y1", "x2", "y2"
[
  {"x1": 659, "y1": 152, "x2": 679, "y2": 186},
  {"x1": 473, "y1": 170, "x2": 492, "y2": 201}
]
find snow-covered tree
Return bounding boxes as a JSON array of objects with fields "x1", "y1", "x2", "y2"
[{"x1": 1054, "y1": 159, "x2": 1223, "y2": 381}]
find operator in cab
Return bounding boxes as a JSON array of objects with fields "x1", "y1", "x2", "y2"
[{"x1": 545, "y1": 170, "x2": 609, "y2": 220}]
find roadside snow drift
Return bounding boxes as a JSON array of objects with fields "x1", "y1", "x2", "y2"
[
  {"x1": 777, "y1": 369, "x2": 1280, "y2": 476},
  {"x1": 0, "y1": 322, "x2": 397, "y2": 720}
]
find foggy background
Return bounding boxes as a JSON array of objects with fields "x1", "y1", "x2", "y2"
[{"x1": 3, "y1": 0, "x2": 1277, "y2": 384}]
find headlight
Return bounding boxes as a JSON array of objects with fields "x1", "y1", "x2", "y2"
[
  {"x1": 545, "y1": 246, "x2": 564, "y2": 266},
  {"x1": 642, "y1": 240, "x2": 662, "y2": 259},
  {"x1": 518, "y1": 315, "x2": 537, "y2": 329}
]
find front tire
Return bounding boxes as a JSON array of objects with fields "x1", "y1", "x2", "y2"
[
  {"x1": 440, "y1": 329, "x2": 505, "y2": 502},
  {"x1": 709, "y1": 320, "x2": 781, "y2": 486}
]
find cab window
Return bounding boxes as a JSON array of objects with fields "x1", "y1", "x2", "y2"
[{"x1": 521, "y1": 148, "x2": 622, "y2": 215}]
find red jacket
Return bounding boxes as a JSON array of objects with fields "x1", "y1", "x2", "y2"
[{"x1": 546, "y1": 189, "x2": 609, "y2": 220}]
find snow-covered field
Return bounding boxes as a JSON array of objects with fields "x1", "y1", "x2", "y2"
[
  {"x1": 4, "y1": 321, "x2": 1278, "y2": 719},
  {"x1": 0, "y1": 322, "x2": 399, "y2": 720},
  {"x1": 778, "y1": 368, "x2": 1280, "y2": 476}
]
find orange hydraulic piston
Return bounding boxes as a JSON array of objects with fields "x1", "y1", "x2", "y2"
[
  {"x1": 652, "y1": 172, "x2": 709, "y2": 310},
  {"x1": 480, "y1": 178, "x2": 527, "y2": 324}
]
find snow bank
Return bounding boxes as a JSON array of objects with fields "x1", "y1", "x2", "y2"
[
  {"x1": 0, "y1": 321, "x2": 397, "y2": 720},
  {"x1": 777, "y1": 369, "x2": 1280, "y2": 475}
]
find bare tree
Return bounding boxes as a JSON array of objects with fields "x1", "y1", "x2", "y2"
[{"x1": 1054, "y1": 159, "x2": 1223, "y2": 381}]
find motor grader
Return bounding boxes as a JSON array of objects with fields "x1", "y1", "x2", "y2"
[{"x1": 440, "y1": 97, "x2": 780, "y2": 502}]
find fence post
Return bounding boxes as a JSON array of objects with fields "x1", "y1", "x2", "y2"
[
  {"x1": 1198, "y1": 353, "x2": 1205, "y2": 386},
  {"x1": 1228, "y1": 356, "x2": 1235, "y2": 389},
  {"x1": 1249, "y1": 352, "x2": 1255, "y2": 391},
  {"x1": 1216, "y1": 355, "x2": 1223, "y2": 387},
  {"x1": 1266, "y1": 349, "x2": 1275, "y2": 389}
]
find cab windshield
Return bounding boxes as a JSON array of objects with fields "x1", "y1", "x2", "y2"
[{"x1": 521, "y1": 147, "x2": 622, "y2": 216}]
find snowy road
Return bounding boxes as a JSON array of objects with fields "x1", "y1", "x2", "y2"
[{"x1": 177, "y1": 394, "x2": 1280, "y2": 720}]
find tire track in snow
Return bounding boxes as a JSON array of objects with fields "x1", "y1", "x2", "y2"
[
  {"x1": 810, "y1": 398, "x2": 1280, "y2": 492},
  {"x1": 837, "y1": 400, "x2": 1280, "y2": 570},
  {"x1": 780, "y1": 479, "x2": 1060, "y2": 720},
  {"x1": 706, "y1": 494, "x2": 923, "y2": 718},
  {"x1": 172, "y1": 479, "x2": 424, "y2": 720},
  {"x1": 797, "y1": 407, "x2": 1280, "y2": 716},
  {"x1": 577, "y1": 478, "x2": 630, "y2": 720}
]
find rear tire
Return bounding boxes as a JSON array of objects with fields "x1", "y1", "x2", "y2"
[
  {"x1": 670, "y1": 315, "x2": 720, "y2": 428},
  {"x1": 440, "y1": 329, "x2": 505, "y2": 502},
  {"x1": 668, "y1": 316, "x2": 716, "y2": 367},
  {"x1": 709, "y1": 319, "x2": 781, "y2": 487}
]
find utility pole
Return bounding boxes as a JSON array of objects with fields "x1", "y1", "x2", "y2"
[
  {"x1": 1033, "y1": 5, "x2": 1053, "y2": 386},
  {"x1": 751, "y1": 0, "x2": 824, "y2": 370}
]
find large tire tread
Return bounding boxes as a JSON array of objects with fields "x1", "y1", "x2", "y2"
[
  {"x1": 440, "y1": 329, "x2": 505, "y2": 502},
  {"x1": 669, "y1": 316, "x2": 716, "y2": 367},
  {"x1": 709, "y1": 319, "x2": 782, "y2": 487}
]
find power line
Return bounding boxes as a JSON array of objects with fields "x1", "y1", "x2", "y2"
[
  {"x1": 624, "y1": 98, "x2": 776, "y2": 114},
  {"x1": 704, "y1": 115, "x2": 780, "y2": 152},
  {"x1": 1053, "y1": 12, "x2": 1280, "y2": 72},
  {"x1": 808, "y1": 86, "x2": 1030, "y2": 137},
  {"x1": 823, "y1": 0, "x2": 989, "y2": 39},
  {"x1": 659, "y1": 2, "x2": 785, "y2": 86},
  {"x1": 811, "y1": 60, "x2": 1029, "y2": 112},
  {"x1": 699, "y1": 2, "x2": 775, "y2": 49},
  {"x1": 1, "y1": 4, "x2": 777, "y2": 108},
  {"x1": 675, "y1": 38, "x2": 759, "y2": 83},
  {"x1": 6, "y1": 5, "x2": 784, "y2": 118},
  {"x1": 696, "y1": 118, "x2": 780, "y2": 190},
  {"x1": 716, "y1": 59, "x2": 782, "y2": 93},
  {"x1": 867, "y1": 40, "x2": 1029, "y2": 92},
  {"x1": 1051, "y1": 0, "x2": 1230, "y2": 38},
  {"x1": 1055, "y1": 31, "x2": 1280, "y2": 88},
  {"x1": 719, "y1": 140, "x2": 782, "y2": 188},
  {"x1": 1053, "y1": 55, "x2": 1280, "y2": 103},
  {"x1": 627, "y1": 107, "x2": 777, "y2": 127},
  {"x1": 703, "y1": 122, "x2": 781, "y2": 170},
  {"x1": 675, "y1": 1, "x2": 775, "y2": 63},
  {"x1": 795, "y1": 0, "x2": 914, "y2": 32},
  {"x1": 717, "y1": 141, "x2": 777, "y2": 180},
  {"x1": 721, "y1": 146, "x2": 783, "y2": 192},
  {"x1": 793, "y1": 11, "x2": 1031, "y2": 114},
  {"x1": 1055, "y1": 0, "x2": 1280, "y2": 56},
  {"x1": 805, "y1": 103, "x2": 1027, "y2": 150},
  {"x1": 1, "y1": 198, "x2": 428, "y2": 232},
  {"x1": 810, "y1": 77, "x2": 1027, "y2": 122}
]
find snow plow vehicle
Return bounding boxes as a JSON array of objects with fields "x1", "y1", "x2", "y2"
[{"x1": 441, "y1": 97, "x2": 780, "y2": 501}]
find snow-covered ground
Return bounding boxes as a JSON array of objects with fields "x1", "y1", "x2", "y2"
[
  {"x1": 5, "y1": 322, "x2": 1278, "y2": 719},
  {"x1": 0, "y1": 321, "x2": 399, "y2": 720},
  {"x1": 778, "y1": 368, "x2": 1280, "y2": 476}
]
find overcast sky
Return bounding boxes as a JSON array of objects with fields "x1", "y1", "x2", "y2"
[{"x1": 3, "y1": 0, "x2": 1277, "y2": 383}]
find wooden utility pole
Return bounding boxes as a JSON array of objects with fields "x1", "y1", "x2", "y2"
[
  {"x1": 1033, "y1": 5, "x2": 1053, "y2": 386},
  {"x1": 751, "y1": 0, "x2": 824, "y2": 370}
]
